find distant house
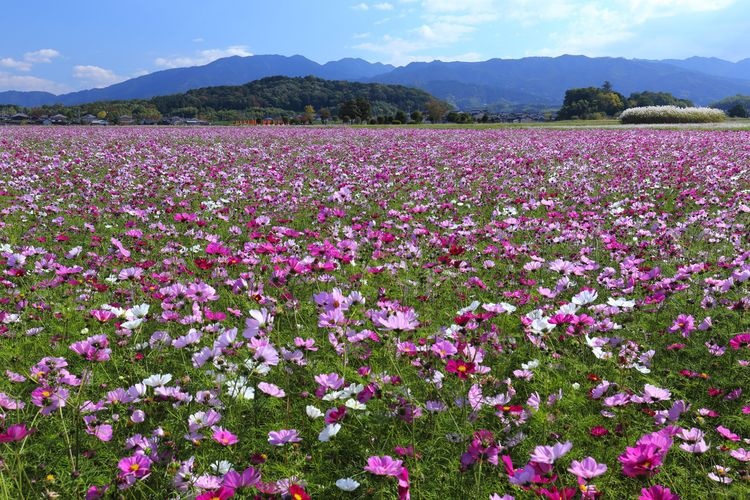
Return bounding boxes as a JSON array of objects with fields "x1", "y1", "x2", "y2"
[
  {"x1": 50, "y1": 114, "x2": 68, "y2": 125},
  {"x1": 90, "y1": 119, "x2": 109, "y2": 126},
  {"x1": 118, "y1": 115, "x2": 135, "y2": 125},
  {"x1": 9, "y1": 112, "x2": 29, "y2": 123},
  {"x1": 81, "y1": 114, "x2": 97, "y2": 125},
  {"x1": 185, "y1": 118, "x2": 209, "y2": 126}
]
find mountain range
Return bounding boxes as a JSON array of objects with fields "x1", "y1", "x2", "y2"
[{"x1": 2, "y1": 54, "x2": 750, "y2": 110}]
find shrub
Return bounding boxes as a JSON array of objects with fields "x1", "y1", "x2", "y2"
[{"x1": 619, "y1": 105, "x2": 726, "y2": 124}]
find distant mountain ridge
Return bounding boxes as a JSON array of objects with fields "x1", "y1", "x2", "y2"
[{"x1": 2, "y1": 53, "x2": 750, "y2": 110}]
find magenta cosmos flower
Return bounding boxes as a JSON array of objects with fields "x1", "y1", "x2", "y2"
[
  {"x1": 0, "y1": 423, "x2": 34, "y2": 443},
  {"x1": 117, "y1": 454, "x2": 152, "y2": 479},
  {"x1": 364, "y1": 455, "x2": 404, "y2": 476},
  {"x1": 668, "y1": 314, "x2": 695, "y2": 337},
  {"x1": 212, "y1": 427, "x2": 239, "y2": 446},
  {"x1": 639, "y1": 485, "x2": 680, "y2": 500},
  {"x1": 618, "y1": 444, "x2": 665, "y2": 477}
]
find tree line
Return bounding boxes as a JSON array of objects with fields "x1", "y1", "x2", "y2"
[
  {"x1": 556, "y1": 82, "x2": 696, "y2": 120},
  {"x1": 1, "y1": 76, "x2": 453, "y2": 124}
]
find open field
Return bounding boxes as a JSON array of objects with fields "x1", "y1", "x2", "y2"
[{"x1": 0, "y1": 126, "x2": 749, "y2": 499}]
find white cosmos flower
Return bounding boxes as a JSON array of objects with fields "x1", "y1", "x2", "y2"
[
  {"x1": 521, "y1": 359, "x2": 540, "y2": 370},
  {"x1": 318, "y1": 423, "x2": 341, "y2": 442},
  {"x1": 336, "y1": 478, "x2": 360, "y2": 491},
  {"x1": 226, "y1": 379, "x2": 254, "y2": 400},
  {"x1": 306, "y1": 405, "x2": 323, "y2": 419},
  {"x1": 210, "y1": 460, "x2": 233, "y2": 474},
  {"x1": 121, "y1": 318, "x2": 144, "y2": 330},
  {"x1": 457, "y1": 301, "x2": 480, "y2": 314},
  {"x1": 556, "y1": 303, "x2": 579, "y2": 315},
  {"x1": 126, "y1": 304, "x2": 150, "y2": 319},
  {"x1": 345, "y1": 398, "x2": 366, "y2": 410},
  {"x1": 572, "y1": 289, "x2": 598, "y2": 305},
  {"x1": 607, "y1": 297, "x2": 635, "y2": 309},
  {"x1": 142, "y1": 373, "x2": 172, "y2": 387}
]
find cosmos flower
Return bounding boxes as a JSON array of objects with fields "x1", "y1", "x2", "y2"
[
  {"x1": 567, "y1": 456, "x2": 607, "y2": 479},
  {"x1": 364, "y1": 455, "x2": 403, "y2": 476},
  {"x1": 268, "y1": 429, "x2": 302, "y2": 446}
]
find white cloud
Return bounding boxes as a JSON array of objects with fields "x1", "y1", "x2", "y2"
[
  {"x1": 357, "y1": 0, "x2": 738, "y2": 63},
  {"x1": 23, "y1": 49, "x2": 60, "y2": 64},
  {"x1": 374, "y1": 2, "x2": 394, "y2": 9},
  {"x1": 352, "y1": 2, "x2": 369, "y2": 9},
  {"x1": 0, "y1": 72, "x2": 69, "y2": 93},
  {"x1": 528, "y1": 0, "x2": 737, "y2": 57},
  {"x1": 0, "y1": 58, "x2": 32, "y2": 71},
  {"x1": 0, "y1": 48, "x2": 61, "y2": 74},
  {"x1": 355, "y1": 0, "x2": 497, "y2": 64},
  {"x1": 73, "y1": 65, "x2": 125, "y2": 88},
  {"x1": 154, "y1": 45, "x2": 253, "y2": 68}
]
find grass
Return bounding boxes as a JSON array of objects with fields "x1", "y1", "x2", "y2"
[{"x1": 0, "y1": 125, "x2": 748, "y2": 499}]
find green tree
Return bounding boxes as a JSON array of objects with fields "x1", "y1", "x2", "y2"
[
  {"x1": 727, "y1": 103, "x2": 748, "y2": 118},
  {"x1": 425, "y1": 98, "x2": 450, "y2": 123},
  {"x1": 303, "y1": 104, "x2": 315, "y2": 124},
  {"x1": 319, "y1": 107, "x2": 332, "y2": 124},
  {"x1": 394, "y1": 110, "x2": 407, "y2": 124},
  {"x1": 410, "y1": 110, "x2": 423, "y2": 124},
  {"x1": 557, "y1": 87, "x2": 626, "y2": 120}
]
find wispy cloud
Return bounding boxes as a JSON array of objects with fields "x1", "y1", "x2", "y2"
[
  {"x1": 154, "y1": 45, "x2": 253, "y2": 68},
  {"x1": 73, "y1": 65, "x2": 125, "y2": 88},
  {"x1": 355, "y1": 0, "x2": 497, "y2": 64},
  {"x1": 0, "y1": 48, "x2": 61, "y2": 73},
  {"x1": 530, "y1": 0, "x2": 737, "y2": 57},
  {"x1": 0, "y1": 72, "x2": 69, "y2": 93},
  {"x1": 23, "y1": 49, "x2": 61, "y2": 64},
  {"x1": 374, "y1": 2, "x2": 395, "y2": 10},
  {"x1": 352, "y1": 2, "x2": 370, "y2": 10},
  {"x1": 0, "y1": 58, "x2": 32, "y2": 71},
  {"x1": 357, "y1": 0, "x2": 738, "y2": 64}
]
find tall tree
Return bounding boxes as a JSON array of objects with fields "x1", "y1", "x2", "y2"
[
  {"x1": 303, "y1": 104, "x2": 315, "y2": 124},
  {"x1": 425, "y1": 99, "x2": 450, "y2": 123}
]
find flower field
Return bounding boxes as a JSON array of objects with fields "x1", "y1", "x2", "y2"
[{"x1": 0, "y1": 126, "x2": 749, "y2": 499}]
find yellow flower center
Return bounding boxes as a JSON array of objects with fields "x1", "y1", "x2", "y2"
[
  {"x1": 129, "y1": 463, "x2": 140, "y2": 472},
  {"x1": 41, "y1": 390, "x2": 51, "y2": 398},
  {"x1": 457, "y1": 365, "x2": 467, "y2": 372}
]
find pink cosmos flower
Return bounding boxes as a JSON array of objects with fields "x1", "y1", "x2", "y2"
[
  {"x1": 90, "y1": 309, "x2": 117, "y2": 322},
  {"x1": 222, "y1": 466, "x2": 261, "y2": 489},
  {"x1": 376, "y1": 309, "x2": 419, "y2": 331},
  {"x1": 618, "y1": 444, "x2": 665, "y2": 477},
  {"x1": 257, "y1": 382, "x2": 285, "y2": 398},
  {"x1": 196, "y1": 487, "x2": 234, "y2": 500},
  {"x1": 668, "y1": 314, "x2": 695, "y2": 337},
  {"x1": 397, "y1": 466, "x2": 410, "y2": 500},
  {"x1": 639, "y1": 485, "x2": 680, "y2": 500},
  {"x1": 729, "y1": 448, "x2": 750, "y2": 462},
  {"x1": 364, "y1": 455, "x2": 404, "y2": 476},
  {"x1": 212, "y1": 427, "x2": 238, "y2": 446},
  {"x1": 729, "y1": 333, "x2": 750, "y2": 350},
  {"x1": 0, "y1": 423, "x2": 34, "y2": 443},
  {"x1": 529, "y1": 441, "x2": 572, "y2": 465},
  {"x1": 567, "y1": 456, "x2": 607, "y2": 479},
  {"x1": 117, "y1": 454, "x2": 152, "y2": 479},
  {"x1": 268, "y1": 429, "x2": 301, "y2": 446},
  {"x1": 716, "y1": 425, "x2": 740, "y2": 442}
]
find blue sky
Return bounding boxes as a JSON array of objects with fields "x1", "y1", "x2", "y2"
[{"x1": 1, "y1": 0, "x2": 747, "y2": 93}]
